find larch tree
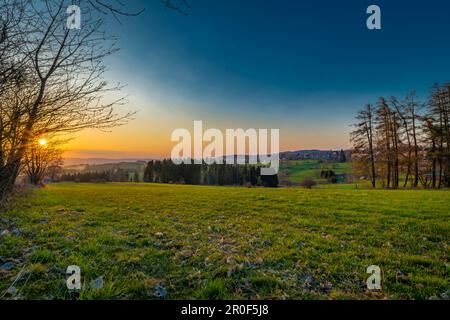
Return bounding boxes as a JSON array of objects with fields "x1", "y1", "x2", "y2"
[{"x1": 350, "y1": 104, "x2": 377, "y2": 188}]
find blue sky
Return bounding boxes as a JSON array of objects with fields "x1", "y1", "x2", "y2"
[{"x1": 69, "y1": 0, "x2": 450, "y2": 157}]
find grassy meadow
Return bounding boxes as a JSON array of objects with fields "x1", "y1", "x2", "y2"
[
  {"x1": 0, "y1": 183, "x2": 449, "y2": 300},
  {"x1": 279, "y1": 160, "x2": 352, "y2": 184}
]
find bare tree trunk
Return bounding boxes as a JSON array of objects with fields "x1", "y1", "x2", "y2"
[
  {"x1": 432, "y1": 140, "x2": 437, "y2": 189},
  {"x1": 380, "y1": 102, "x2": 392, "y2": 188},
  {"x1": 391, "y1": 112, "x2": 400, "y2": 189},
  {"x1": 368, "y1": 133, "x2": 376, "y2": 188},
  {"x1": 412, "y1": 111, "x2": 419, "y2": 188},
  {"x1": 438, "y1": 113, "x2": 444, "y2": 189},
  {"x1": 367, "y1": 106, "x2": 376, "y2": 188},
  {"x1": 0, "y1": 160, "x2": 21, "y2": 206},
  {"x1": 392, "y1": 100, "x2": 411, "y2": 188},
  {"x1": 351, "y1": 104, "x2": 377, "y2": 188}
]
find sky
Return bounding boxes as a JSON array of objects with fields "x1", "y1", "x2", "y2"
[{"x1": 66, "y1": 0, "x2": 450, "y2": 159}]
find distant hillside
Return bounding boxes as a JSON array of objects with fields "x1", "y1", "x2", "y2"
[
  {"x1": 63, "y1": 158, "x2": 150, "y2": 167},
  {"x1": 63, "y1": 161, "x2": 147, "y2": 174},
  {"x1": 280, "y1": 149, "x2": 351, "y2": 161},
  {"x1": 64, "y1": 150, "x2": 352, "y2": 166}
]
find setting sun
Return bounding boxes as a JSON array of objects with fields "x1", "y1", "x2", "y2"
[{"x1": 38, "y1": 138, "x2": 47, "y2": 146}]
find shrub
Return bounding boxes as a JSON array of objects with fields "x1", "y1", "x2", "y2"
[{"x1": 300, "y1": 177, "x2": 317, "y2": 189}]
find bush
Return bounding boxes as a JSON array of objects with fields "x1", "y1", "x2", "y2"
[{"x1": 300, "y1": 177, "x2": 317, "y2": 189}]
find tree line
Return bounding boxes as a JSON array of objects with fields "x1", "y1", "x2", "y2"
[
  {"x1": 144, "y1": 160, "x2": 279, "y2": 187},
  {"x1": 61, "y1": 169, "x2": 140, "y2": 183},
  {"x1": 59, "y1": 160, "x2": 280, "y2": 187},
  {"x1": 351, "y1": 83, "x2": 450, "y2": 189}
]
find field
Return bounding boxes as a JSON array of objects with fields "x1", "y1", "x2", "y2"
[
  {"x1": 279, "y1": 160, "x2": 352, "y2": 184},
  {"x1": 0, "y1": 183, "x2": 449, "y2": 300}
]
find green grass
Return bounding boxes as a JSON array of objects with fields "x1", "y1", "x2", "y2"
[
  {"x1": 280, "y1": 160, "x2": 352, "y2": 184},
  {"x1": 0, "y1": 183, "x2": 449, "y2": 300}
]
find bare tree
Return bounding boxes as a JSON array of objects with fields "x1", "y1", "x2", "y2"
[
  {"x1": 427, "y1": 83, "x2": 450, "y2": 188},
  {"x1": 422, "y1": 116, "x2": 439, "y2": 188},
  {"x1": 375, "y1": 98, "x2": 394, "y2": 188},
  {"x1": 0, "y1": 1, "x2": 27, "y2": 94},
  {"x1": 394, "y1": 93, "x2": 421, "y2": 187},
  {"x1": 0, "y1": 0, "x2": 191, "y2": 204},
  {"x1": 0, "y1": 0, "x2": 146, "y2": 204},
  {"x1": 351, "y1": 83, "x2": 450, "y2": 190},
  {"x1": 23, "y1": 137, "x2": 63, "y2": 186},
  {"x1": 350, "y1": 104, "x2": 376, "y2": 188},
  {"x1": 391, "y1": 96, "x2": 412, "y2": 187},
  {"x1": 160, "y1": 0, "x2": 191, "y2": 16}
]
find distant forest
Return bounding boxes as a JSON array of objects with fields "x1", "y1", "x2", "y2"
[
  {"x1": 143, "y1": 160, "x2": 279, "y2": 187},
  {"x1": 61, "y1": 161, "x2": 280, "y2": 187}
]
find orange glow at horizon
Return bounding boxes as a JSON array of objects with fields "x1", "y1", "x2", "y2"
[{"x1": 63, "y1": 121, "x2": 351, "y2": 159}]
